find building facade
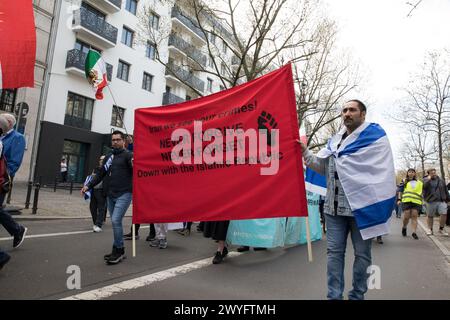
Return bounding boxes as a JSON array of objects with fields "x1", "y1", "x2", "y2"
[
  {"x1": 17, "y1": 0, "x2": 239, "y2": 184},
  {"x1": 0, "y1": 0, "x2": 59, "y2": 183}
]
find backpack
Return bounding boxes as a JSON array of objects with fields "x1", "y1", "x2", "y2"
[{"x1": 0, "y1": 155, "x2": 11, "y2": 194}]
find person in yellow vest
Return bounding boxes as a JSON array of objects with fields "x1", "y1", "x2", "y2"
[{"x1": 399, "y1": 168, "x2": 423, "y2": 240}]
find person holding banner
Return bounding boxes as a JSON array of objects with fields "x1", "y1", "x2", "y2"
[
  {"x1": 82, "y1": 131, "x2": 133, "y2": 265},
  {"x1": 299, "y1": 99, "x2": 396, "y2": 300}
]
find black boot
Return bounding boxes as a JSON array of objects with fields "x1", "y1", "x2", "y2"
[
  {"x1": 106, "y1": 247, "x2": 126, "y2": 265},
  {"x1": 104, "y1": 246, "x2": 117, "y2": 260},
  {"x1": 237, "y1": 246, "x2": 250, "y2": 252}
]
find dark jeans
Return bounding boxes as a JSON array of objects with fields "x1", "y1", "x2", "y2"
[
  {"x1": 0, "y1": 193, "x2": 21, "y2": 237},
  {"x1": 89, "y1": 189, "x2": 107, "y2": 228},
  {"x1": 61, "y1": 171, "x2": 67, "y2": 182}
]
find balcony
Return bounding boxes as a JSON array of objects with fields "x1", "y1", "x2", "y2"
[
  {"x1": 64, "y1": 114, "x2": 92, "y2": 131},
  {"x1": 65, "y1": 49, "x2": 113, "y2": 81},
  {"x1": 72, "y1": 7, "x2": 118, "y2": 49},
  {"x1": 168, "y1": 34, "x2": 207, "y2": 67},
  {"x1": 84, "y1": 0, "x2": 122, "y2": 13},
  {"x1": 162, "y1": 92, "x2": 185, "y2": 106},
  {"x1": 171, "y1": 6, "x2": 206, "y2": 43},
  {"x1": 165, "y1": 63, "x2": 205, "y2": 93}
]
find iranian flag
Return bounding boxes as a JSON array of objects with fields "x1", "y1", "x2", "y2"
[{"x1": 85, "y1": 50, "x2": 107, "y2": 100}]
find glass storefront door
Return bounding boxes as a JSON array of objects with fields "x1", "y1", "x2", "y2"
[{"x1": 62, "y1": 140, "x2": 88, "y2": 183}]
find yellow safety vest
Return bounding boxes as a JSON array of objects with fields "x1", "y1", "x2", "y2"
[{"x1": 401, "y1": 180, "x2": 423, "y2": 205}]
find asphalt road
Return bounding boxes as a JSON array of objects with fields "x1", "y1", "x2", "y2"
[{"x1": 0, "y1": 217, "x2": 449, "y2": 300}]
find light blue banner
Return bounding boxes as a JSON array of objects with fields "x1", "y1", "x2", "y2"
[{"x1": 226, "y1": 191, "x2": 322, "y2": 247}]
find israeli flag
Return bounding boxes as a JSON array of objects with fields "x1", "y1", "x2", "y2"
[
  {"x1": 317, "y1": 122, "x2": 396, "y2": 240},
  {"x1": 103, "y1": 155, "x2": 113, "y2": 172},
  {"x1": 305, "y1": 168, "x2": 327, "y2": 196},
  {"x1": 83, "y1": 175, "x2": 93, "y2": 201}
]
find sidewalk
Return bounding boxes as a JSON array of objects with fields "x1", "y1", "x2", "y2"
[
  {"x1": 417, "y1": 215, "x2": 450, "y2": 262},
  {"x1": 4, "y1": 182, "x2": 132, "y2": 220}
]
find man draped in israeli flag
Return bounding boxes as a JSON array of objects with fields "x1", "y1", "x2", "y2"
[{"x1": 299, "y1": 99, "x2": 396, "y2": 300}]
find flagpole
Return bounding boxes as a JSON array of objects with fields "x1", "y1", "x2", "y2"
[
  {"x1": 305, "y1": 217, "x2": 313, "y2": 262},
  {"x1": 105, "y1": 82, "x2": 129, "y2": 136},
  {"x1": 132, "y1": 223, "x2": 136, "y2": 258},
  {"x1": 99, "y1": 55, "x2": 129, "y2": 137}
]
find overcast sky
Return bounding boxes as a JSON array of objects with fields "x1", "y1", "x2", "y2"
[{"x1": 321, "y1": 0, "x2": 450, "y2": 169}]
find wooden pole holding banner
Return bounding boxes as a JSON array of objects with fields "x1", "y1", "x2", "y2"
[
  {"x1": 132, "y1": 224, "x2": 136, "y2": 257},
  {"x1": 305, "y1": 217, "x2": 313, "y2": 262}
]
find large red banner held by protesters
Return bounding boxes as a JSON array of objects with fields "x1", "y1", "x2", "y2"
[
  {"x1": 0, "y1": 0, "x2": 36, "y2": 89},
  {"x1": 133, "y1": 63, "x2": 307, "y2": 223}
]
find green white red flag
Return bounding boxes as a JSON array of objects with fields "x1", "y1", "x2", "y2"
[{"x1": 85, "y1": 50, "x2": 107, "y2": 100}]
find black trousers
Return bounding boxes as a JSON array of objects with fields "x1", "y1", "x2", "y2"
[{"x1": 89, "y1": 189, "x2": 107, "y2": 227}]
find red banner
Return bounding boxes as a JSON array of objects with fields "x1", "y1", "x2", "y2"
[
  {"x1": 133, "y1": 63, "x2": 307, "y2": 223},
  {"x1": 0, "y1": 0, "x2": 36, "y2": 88}
]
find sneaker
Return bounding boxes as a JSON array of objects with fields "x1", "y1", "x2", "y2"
[
  {"x1": 438, "y1": 229, "x2": 449, "y2": 236},
  {"x1": 177, "y1": 229, "x2": 191, "y2": 236},
  {"x1": 212, "y1": 251, "x2": 223, "y2": 264},
  {"x1": 376, "y1": 236, "x2": 383, "y2": 244},
  {"x1": 159, "y1": 239, "x2": 168, "y2": 249},
  {"x1": 402, "y1": 227, "x2": 407, "y2": 237},
  {"x1": 146, "y1": 234, "x2": 155, "y2": 242},
  {"x1": 106, "y1": 247, "x2": 125, "y2": 265},
  {"x1": 412, "y1": 232, "x2": 419, "y2": 240},
  {"x1": 149, "y1": 239, "x2": 160, "y2": 247},
  {"x1": 237, "y1": 246, "x2": 250, "y2": 252},
  {"x1": 13, "y1": 226, "x2": 27, "y2": 249},
  {"x1": 93, "y1": 225, "x2": 102, "y2": 233},
  {"x1": 425, "y1": 228, "x2": 433, "y2": 236},
  {"x1": 0, "y1": 253, "x2": 11, "y2": 271},
  {"x1": 123, "y1": 232, "x2": 139, "y2": 240}
]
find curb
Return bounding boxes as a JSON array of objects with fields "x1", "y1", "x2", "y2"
[
  {"x1": 417, "y1": 219, "x2": 450, "y2": 263},
  {"x1": 14, "y1": 215, "x2": 133, "y2": 221}
]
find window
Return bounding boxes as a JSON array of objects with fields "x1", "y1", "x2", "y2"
[
  {"x1": 125, "y1": 0, "x2": 138, "y2": 15},
  {"x1": 65, "y1": 92, "x2": 94, "y2": 130},
  {"x1": 208, "y1": 56, "x2": 214, "y2": 68},
  {"x1": 186, "y1": 95, "x2": 192, "y2": 101},
  {"x1": 0, "y1": 89, "x2": 16, "y2": 113},
  {"x1": 220, "y1": 85, "x2": 225, "y2": 91},
  {"x1": 146, "y1": 41, "x2": 156, "y2": 60},
  {"x1": 121, "y1": 26, "x2": 134, "y2": 47},
  {"x1": 207, "y1": 78, "x2": 213, "y2": 92},
  {"x1": 117, "y1": 60, "x2": 130, "y2": 81},
  {"x1": 210, "y1": 31, "x2": 216, "y2": 45},
  {"x1": 149, "y1": 12, "x2": 160, "y2": 30},
  {"x1": 221, "y1": 63, "x2": 227, "y2": 75},
  {"x1": 75, "y1": 39, "x2": 101, "y2": 54},
  {"x1": 111, "y1": 105, "x2": 125, "y2": 127},
  {"x1": 142, "y1": 72, "x2": 153, "y2": 91},
  {"x1": 222, "y1": 40, "x2": 227, "y2": 54}
]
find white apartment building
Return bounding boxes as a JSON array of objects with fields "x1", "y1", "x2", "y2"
[{"x1": 31, "y1": 0, "x2": 239, "y2": 184}]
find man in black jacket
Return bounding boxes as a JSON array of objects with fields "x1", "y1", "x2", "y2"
[{"x1": 82, "y1": 131, "x2": 133, "y2": 265}]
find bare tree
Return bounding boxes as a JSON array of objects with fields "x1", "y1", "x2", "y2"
[
  {"x1": 399, "y1": 126, "x2": 437, "y2": 175},
  {"x1": 137, "y1": 0, "x2": 316, "y2": 97},
  {"x1": 394, "y1": 50, "x2": 450, "y2": 182},
  {"x1": 292, "y1": 19, "x2": 361, "y2": 149},
  {"x1": 406, "y1": 0, "x2": 423, "y2": 17}
]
